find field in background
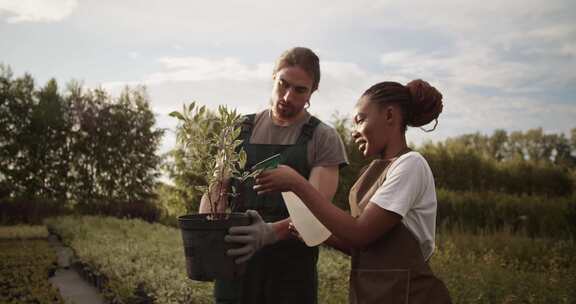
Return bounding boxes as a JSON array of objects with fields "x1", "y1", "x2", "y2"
[
  {"x1": 39, "y1": 216, "x2": 576, "y2": 304},
  {"x1": 0, "y1": 225, "x2": 63, "y2": 304}
]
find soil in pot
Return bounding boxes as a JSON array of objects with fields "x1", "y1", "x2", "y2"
[{"x1": 178, "y1": 212, "x2": 251, "y2": 281}]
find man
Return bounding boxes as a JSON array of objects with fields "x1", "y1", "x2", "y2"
[{"x1": 202, "y1": 47, "x2": 348, "y2": 304}]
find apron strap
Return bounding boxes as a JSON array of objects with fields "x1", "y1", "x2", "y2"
[
  {"x1": 296, "y1": 115, "x2": 321, "y2": 145},
  {"x1": 240, "y1": 113, "x2": 320, "y2": 145},
  {"x1": 239, "y1": 113, "x2": 256, "y2": 142}
]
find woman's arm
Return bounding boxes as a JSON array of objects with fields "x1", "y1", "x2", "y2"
[
  {"x1": 323, "y1": 235, "x2": 352, "y2": 255},
  {"x1": 270, "y1": 165, "x2": 340, "y2": 241},
  {"x1": 256, "y1": 166, "x2": 401, "y2": 249}
]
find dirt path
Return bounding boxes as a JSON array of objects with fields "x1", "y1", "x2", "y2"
[{"x1": 48, "y1": 234, "x2": 106, "y2": 304}]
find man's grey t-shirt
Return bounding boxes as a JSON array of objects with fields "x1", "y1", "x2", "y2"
[{"x1": 249, "y1": 110, "x2": 348, "y2": 168}]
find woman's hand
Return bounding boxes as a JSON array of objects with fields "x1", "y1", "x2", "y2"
[{"x1": 254, "y1": 165, "x2": 305, "y2": 195}]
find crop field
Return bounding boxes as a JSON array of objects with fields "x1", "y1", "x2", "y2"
[
  {"x1": 38, "y1": 216, "x2": 576, "y2": 303},
  {"x1": 0, "y1": 225, "x2": 63, "y2": 304}
]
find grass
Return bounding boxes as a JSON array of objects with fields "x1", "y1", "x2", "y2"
[
  {"x1": 432, "y1": 230, "x2": 576, "y2": 303},
  {"x1": 42, "y1": 216, "x2": 576, "y2": 303}
]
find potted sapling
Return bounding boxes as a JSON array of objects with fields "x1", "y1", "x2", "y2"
[{"x1": 171, "y1": 102, "x2": 260, "y2": 281}]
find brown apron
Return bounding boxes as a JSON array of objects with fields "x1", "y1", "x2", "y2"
[{"x1": 348, "y1": 155, "x2": 452, "y2": 304}]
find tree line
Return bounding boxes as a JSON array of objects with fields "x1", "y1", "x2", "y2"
[
  {"x1": 0, "y1": 65, "x2": 164, "y2": 206},
  {"x1": 421, "y1": 129, "x2": 575, "y2": 196},
  {"x1": 2, "y1": 66, "x2": 574, "y2": 224}
]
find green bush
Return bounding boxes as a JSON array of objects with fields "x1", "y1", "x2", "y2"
[
  {"x1": 74, "y1": 199, "x2": 162, "y2": 223},
  {"x1": 0, "y1": 198, "x2": 163, "y2": 225},
  {"x1": 437, "y1": 189, "x2": 576, "y2": 239},
  {"x1": 0, "y1": 198, "x2": 71, "y2": 225}
]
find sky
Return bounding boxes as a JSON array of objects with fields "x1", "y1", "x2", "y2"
[{"x1": 1, "y1": 0, "x2": 575, "y2": 156}]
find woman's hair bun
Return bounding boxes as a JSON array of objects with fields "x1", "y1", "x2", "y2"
[{"x1": 406, "y1": 79, "x2": 443, "y2": 128}]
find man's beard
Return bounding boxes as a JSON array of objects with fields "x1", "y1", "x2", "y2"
[{"x1": 271, "y1": 98, "x2": 299, "y2": 120}]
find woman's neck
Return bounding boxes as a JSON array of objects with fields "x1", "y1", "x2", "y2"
[{"x1": 380, "y1": 136, "x2": 408, "y2": 160}]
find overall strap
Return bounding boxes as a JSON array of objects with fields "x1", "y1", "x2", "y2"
[
  {"x1": 296, "y1": 115, "x2": 321, "y2": 145},
  {"x1": 239, "y1": 113, "x2": 256, "y2": 141}
]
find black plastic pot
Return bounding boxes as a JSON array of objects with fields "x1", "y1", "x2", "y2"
[{"x1": 178, "y1": 213, "x2": 251, "y2": 281}]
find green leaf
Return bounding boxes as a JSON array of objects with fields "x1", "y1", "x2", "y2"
[
  {"x1": 239, "y1": 149, "x2": 247, "y2": 168},
  {"x1": 169, "y1": 111, "x2": 185, "y2": 120}
]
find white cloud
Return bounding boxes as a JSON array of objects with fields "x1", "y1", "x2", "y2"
[
  {"x1": 366, "y1": 0, "x2": 571, "y2": 33},
  {"x1": 9, "y1": 0, "x2": 572, "y2": 153},
  {"x1": 66, "y1": 0, "x2": 378, "y2": 42},
  {"x1": 561, "y1": 44, "x2": 576, "y2": 57},
  {"x1": 378, "y1": 39, "x2": 574, "y2": 94},
  {"x1": 0, "y1": 0, "x2": 77, "y2": 23},
  {"x1": 322, "y1": 61, "x2": 367, "y2": 80},
  {"x1": 144, "y1": 57, "x2": 272, "y2": 83},
  {"x1": 128, "y1": 52, "x2": 141, "y2": 60},
  {"x1": 98, "y1": 49, "x2": 575, "y2": 154}
]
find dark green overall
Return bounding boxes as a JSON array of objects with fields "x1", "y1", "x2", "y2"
[{"x1": 214, "y1": 114, "x2": 320, "y2": 304}]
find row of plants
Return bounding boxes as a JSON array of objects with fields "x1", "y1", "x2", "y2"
[
  {"x1": 45, "y1": 215, "x2": 213, "y2": 303},
  {"x1": 43, "y1": 216, "x2": 351, "y2": 303},
  {"x1": 0, "y1": 224, "x2": 50, "y2": 239},
  {"x1": 0, "y1": 225, "x2": 63, "y2": 303},
  {"x1": 437, "y1": 189, "x2": 576, "y2": 239},
  {"x1": 43, "y1": 215, "x2": 576, "y2": 303}
]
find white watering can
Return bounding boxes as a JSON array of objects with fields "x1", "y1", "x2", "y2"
[
  {"x1": 252, "y1": 154, "x2": 332, "y2": 247},
  {"x1": 281, "y1": 191, "x2": 331, "y2": 247}
]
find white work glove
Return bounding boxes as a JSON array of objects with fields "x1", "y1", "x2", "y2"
[{"x1": 225, "y1": 210, "x2": 278, "y2": 264}]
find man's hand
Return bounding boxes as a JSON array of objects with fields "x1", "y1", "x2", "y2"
[
  {"x1": 288, "y1": 221, "x2": 304, "y2": 242},
  {"x1": 225, "y1": 210, "x2": 278, "y2": 264},
  {"x1": 199, "y1": 178, "x2": 230, "y2": 214}
]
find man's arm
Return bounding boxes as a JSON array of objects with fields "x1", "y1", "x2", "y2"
[{"x1": 270, "y1": 165, "x2": 339, "y2": 240}]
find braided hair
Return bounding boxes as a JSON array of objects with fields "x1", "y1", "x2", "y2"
[{"x1": 361, "y1": 79, "x2": 443, "y2": 132}]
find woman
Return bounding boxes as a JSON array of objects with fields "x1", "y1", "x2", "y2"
[{"x1": 254, "y1": 80, "x2": 452, "y2": 303}]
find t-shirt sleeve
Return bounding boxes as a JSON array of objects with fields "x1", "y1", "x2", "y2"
[
  {"x1": 369, "y1": 155, "x2": 426, "y2": 218},
  {"x1": 309, "y1": 124, "x2": 349, "y2": 168}
]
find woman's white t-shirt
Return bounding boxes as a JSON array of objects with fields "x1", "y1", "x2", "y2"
[{"x1": 369, "y1": 151, "x2": 437, "y2": 260}]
